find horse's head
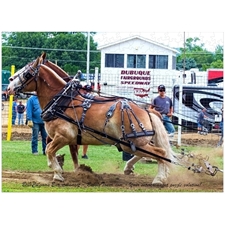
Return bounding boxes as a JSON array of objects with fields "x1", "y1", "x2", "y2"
[
  {"x1": 7, "y1": 54, "x2": 67, "y2": 97},
  {"x1": 7, "y1": 56, "x2": 42, "y2": 96}
]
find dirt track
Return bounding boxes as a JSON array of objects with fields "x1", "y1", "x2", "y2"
[
  {"x1": 2, "y1": 126, "x2": 223, "y2": 191},
  {"x1": 2, "y1": 125, "x2": 222, "y2": 147},
  {"x1": 2, "y1": 163, "x2": 223, "y2": 191}
]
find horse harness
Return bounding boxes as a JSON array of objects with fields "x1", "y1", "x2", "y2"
[
  {"x1": 41, "y1": 80, "x2": 155, "y2": 153},
  {"x1": 12, "y1": 58, "x2": 223, "y2": 176},
  {"x1": 40, "y1": 75, "x2": 224, "y2": 177}
]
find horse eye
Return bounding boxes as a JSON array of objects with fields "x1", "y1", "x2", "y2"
[{"x1": 25, "y1": 73, "x2": 31, "y2": 78}]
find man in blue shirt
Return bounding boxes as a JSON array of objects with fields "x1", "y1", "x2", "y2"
[
  {"x1": 12, "y1": 97, "x2": 18, "y2": 125},
  {"x1": 150, "y1": 84, "x2": 175, "y2": 137},
  {"x1": 197, "y1": 108, "x2": 208, "y2": 134},
  {"x1": 17, "y1": 101, "x2": 26, "y2": 125},
  {"x1": 75, "y1": 70, "x2": 86, "y2": 81},
  {"x1": 26, "y1": 95, "x2": 47, "y2": 155}
]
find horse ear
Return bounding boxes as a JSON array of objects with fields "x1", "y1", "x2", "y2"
[
  {"x1": 33, "y1": 56, "x2": 40, "y2": 67},
  {"x1": 42, "y1": 52, "x2": 46, "y2": 60},
  {"x1": 39, "y1": 52, "x2": 46, "y2": 64}
]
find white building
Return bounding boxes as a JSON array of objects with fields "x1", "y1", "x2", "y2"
[
  {"x1": 97, "y1": 35, "x2": 180, "y2": 102},
  {"x1": 96, "y1": 35, "x2": 223, "y2": 128}
]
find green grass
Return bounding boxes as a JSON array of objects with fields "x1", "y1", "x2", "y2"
[
  {"x1": 2, "y1": 140, "x2": 223, "y2": 192},
  {"x1": 2, "y1": 141, "x2": 156, "y2": 174}
]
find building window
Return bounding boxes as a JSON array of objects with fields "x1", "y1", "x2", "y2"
[
  {"x1": 105, "y1": 54, "x2": 124, "y2": 68},
  {"x1": 172, "y1": 56, "x2": 176, "y2": 69},
  {"x1": 149, "y1": 55, "x2": 168, "y2": 69},
  {"x1": 127, "y1": 54, "x2": 146, "y2": 68}
]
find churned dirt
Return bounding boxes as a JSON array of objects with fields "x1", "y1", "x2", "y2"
[
  {"x1": 2, "y1": 126, "x2": 223, "y2": 192},
  {"x1": 2, "y1": 164, "x2": 223, "y2": 191}
]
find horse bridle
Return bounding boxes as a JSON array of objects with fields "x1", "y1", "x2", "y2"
[{"x1": 10, "y1": 63, "x2": 40, "y2": 95}]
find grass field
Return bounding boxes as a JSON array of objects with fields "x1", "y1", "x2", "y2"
[
  {"x1": 2, "y1": 140, "x2": 158, "y2": 174},
  {"x1": 1, "y1": 140, "x2": 223, "y2": 192}
]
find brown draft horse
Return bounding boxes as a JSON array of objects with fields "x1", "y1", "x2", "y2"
[
  {"x1": 8, "y1": 53, "x2": 177, "y2": 184},
  {"x1": 40, "y1": 53, "x2": 120, "y2": 171},
  {"x1": 40, "y1": 53, "x2": 170, "y2": 177},
  {"x1": 39, "y1": 55, "x2": 80, "y2": 171}
]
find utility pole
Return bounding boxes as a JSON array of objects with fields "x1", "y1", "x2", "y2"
[
  {"x1": 86, "y1": 31, "x2": 90, "y2": 83},
  {"x1": 178, "y1": 32, "x2": 185, "y2": 145}
]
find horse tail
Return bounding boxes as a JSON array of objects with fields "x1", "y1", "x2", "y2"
[{"x1": 149, "y1": 112, "x2": 176, "y2": 162}]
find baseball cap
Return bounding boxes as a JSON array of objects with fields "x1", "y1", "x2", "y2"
[{"x1": 158, "y1": 84, "x2": 166, "y2": 91}]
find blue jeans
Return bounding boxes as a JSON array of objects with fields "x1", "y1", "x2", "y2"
[
  {"x1": 162, "y1": 115, "x2": 175, "y2": 134},
  {"x1": 197, "y1": 122, "x2": 203, "y2": 130},
  {"x1": 31, "y1": 123, "x2": 47, "y2": 154},
  {"x1": 12, "y1": 113, "x2": 17, "y2": 125},
  {"x1": 18, "y1": 113, "x2": 24, "y2": 125},
  {"x1": 220, "y1": 121, "x2": 223, "y2": 137}
]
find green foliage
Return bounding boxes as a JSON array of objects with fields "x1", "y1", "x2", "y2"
[
  {"x1": 1, "y1": 32, "x2": 101, "y2": 74},
  {"x1": 176, "y1": 37, "x2": 223, "y2": 71}
]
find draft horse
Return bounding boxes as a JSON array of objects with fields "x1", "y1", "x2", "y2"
[
  {"x1": 39, "y1": 53, "x2": 119, "y2": 171},
  {"x1": 8, "y1": 54, "x2": 177, "y2": 184},
  {"x1": 39, "y1": 53, "x2": 165, "y2": 174}
]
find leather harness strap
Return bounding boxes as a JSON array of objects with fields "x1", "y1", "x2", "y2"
[{"x1": 52, "y1": 110, "x2": 173, "y2": 163}]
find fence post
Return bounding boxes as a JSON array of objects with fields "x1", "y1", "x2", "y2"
[
  {"x1": 94, "y1": 67, "x2": 98, "y2": 91},
  {"x1": 6, "y1": 65, "x2": 15, "y2": 141}
]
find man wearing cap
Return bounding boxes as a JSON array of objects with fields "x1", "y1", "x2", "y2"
[
  {"x1": 74, "y1": 70, "x2": 85, "y2": 81},
  {"x1": 150, "y1": 84, "x2": 175, "y2": 137}
]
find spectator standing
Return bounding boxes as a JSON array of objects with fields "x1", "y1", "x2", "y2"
[
  {"x1": 197, "y1": 108, "x2": 208, "y2": 133},
  {"x1": 12, "y1": 97, "x2": 18, "y2": 125},
  {"x1": 77, "y1": 145, "x2": 89, "y2": 159},
  {"x1": 74, "y1": 70, "x2": 85, "y2": 81},
  {"x1": 26, "y1": 95, "x2": 47, "y2": 155},
  {"x1": 17, "y1": 101, "x2": 26, "y2": 125},
  {"x1": 150, "y1": 84, "x2": 175, "y2": 137}
]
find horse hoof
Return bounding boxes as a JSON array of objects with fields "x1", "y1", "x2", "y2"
[
  {"x1": 124, "y1": 170, "x2": 134, "y2": 175},
  {"x1": 53, "y1": 174, "x2": 64, "y2": 181},
  {"x1": 152, "y1": 177, "x2": 165, "y2": 185}
]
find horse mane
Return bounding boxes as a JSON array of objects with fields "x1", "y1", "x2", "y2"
[
  {"x1": 46, "y1": 60, "x2": 72, "y2": 82},
  {"x1": 47, "y1": 60, "x2": 69, "y2": 75},
  {"x1": 39, "y1": 64, "x2": 67, "y2": 87}
]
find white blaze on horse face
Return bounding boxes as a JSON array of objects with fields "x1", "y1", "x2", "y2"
[{"x1": 7, "y1": 67, "x2": 27, "y2": 95}]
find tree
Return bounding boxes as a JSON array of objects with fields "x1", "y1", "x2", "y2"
[
  {"x1": 1, "y1": 32, "x2": 100, "y2": 75},
  {"x1": 176, "y1": 58, "x2": 197, "y2": 71},
  {"x1": 176, "y1": 37, "x2": 222, "y2": 71}
]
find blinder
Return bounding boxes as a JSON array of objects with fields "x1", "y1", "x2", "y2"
[{"x1": 13, "y1": 64, "x2": 40, "y2": 94}]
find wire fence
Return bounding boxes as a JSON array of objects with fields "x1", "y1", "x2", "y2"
[{"x1": 2, "y1": 68, "x2": 223, "y2": 144}]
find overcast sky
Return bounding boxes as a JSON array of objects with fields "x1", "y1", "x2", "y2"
[{"x1": 94, "y1": 32, "x2": 224, "y2": 52}]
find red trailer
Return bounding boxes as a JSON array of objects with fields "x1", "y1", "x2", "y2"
[{"x1": 207, "y1": 69, "x2": 223, "y2": 84}]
